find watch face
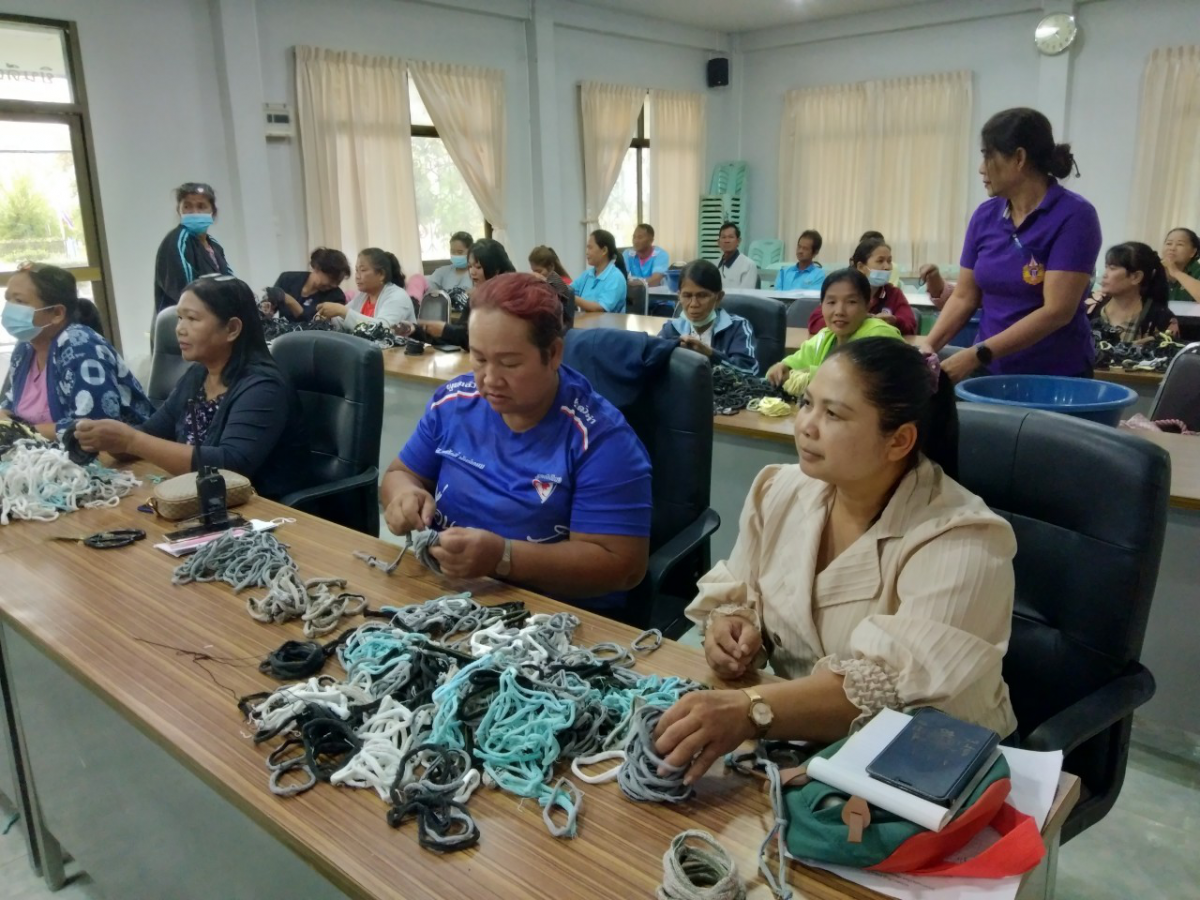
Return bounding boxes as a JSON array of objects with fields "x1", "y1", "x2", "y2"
[
  {"x1": 1035, "y1": 13, "x2": 1077, "y2": 55},
  {"x1": 751, "y1": 703, "x2": 773, "y2": 727}
]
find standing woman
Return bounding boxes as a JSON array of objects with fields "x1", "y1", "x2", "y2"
[
  {"x1": 316, "y1": 248, "x2": 414, "y2": 331},
  {"x1": 924, "y1": 108, "x2": 1101, "y2": 380},
  {"x1": 1162, "y1": 228, "x2": 1200, "y2": 305},
  {"x1": 154, "y1": 182, "x2": 233, "y2": 314},
  {"x1": 573, "y1": 229, "x2": 628, "y2": 313}
]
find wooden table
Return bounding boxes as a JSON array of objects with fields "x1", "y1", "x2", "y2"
[{"x1": 0, "y1": 472, "x2": 1077, "y2": 900}]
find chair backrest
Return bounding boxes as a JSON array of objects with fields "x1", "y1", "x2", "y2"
[
  {"x1": 720, "y1": 294, "x2": 786, "y2": 372},
  {"x1": 746, "y1": 239, "x2": 784, "y2": 269},
  {"x1": 148, "y1": 306, "x2": 190, "y2": 407},
  {"x1": 418, "y1": 292, "x2": 450, "y2": 323},
  {"x1": 270, "y1": 331, "x2": 383, "y2": 486},
  {"x1": 785, "y1": 297, "x2": 820, "y2": 329},
  {"x1": 956, "y1": 404, "x2": 1169, "y2": 833},
  {"x1": 1150, "y1": 342, "x2": 1200, "y2": 430},
  {"x1": 626, "y1": 280, "x2": 648, "y2": 316}
]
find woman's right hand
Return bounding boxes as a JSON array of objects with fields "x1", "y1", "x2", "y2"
[
  {"x1": 766, "y1": 362, "x2": 790, "y2": 386},
  {"x1": 383, "y1": 486, "x2": 437, "y2": 534},
  {"x1": 704, "y1": 615, "x2": 762, "y2": 679}
]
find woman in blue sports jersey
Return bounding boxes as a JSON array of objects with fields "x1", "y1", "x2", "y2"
[{"x1": 382, "y1": 272, "x2": 653, "y2": 611}]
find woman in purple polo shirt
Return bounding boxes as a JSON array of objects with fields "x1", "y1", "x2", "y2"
[{"x1": 925, "y1": 108, "x2": 1101, "y2": 381}]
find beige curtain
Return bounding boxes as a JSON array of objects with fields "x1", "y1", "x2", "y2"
[
  {"x1": 410, "y1": 61, "x2": 508, "y2": 245},
  {"x1": 295, "y1": 47, "x2": 421, "y2": 276},
  {"x1": 649, "y1": 89, "x2": 706, "y2": 261},
  {"x1": 1129, "y1": 46, "x2": 1200, "y2": 243},
  {"x1": 778, "y1": 71, "x2": 972, "y2": 272},
  {"x1": 580, "y1": 82, "x2": 645, "y2": 235}
]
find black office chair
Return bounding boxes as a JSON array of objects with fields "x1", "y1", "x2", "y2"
[
  {"x1": 1149, "y1": 341, "x2": 1200, "y2": 431},
  {"x1": 271, "y1": 331, "x2": 383, "y2": 537},
  {"x1": 625, "y1": 281, "x2": 648, "y2": 316},
  {"x1": 956, "y1": 403, "x2": 1170, "y2": 842},
  {"x1": 785, "y1": 297, "x2": 820, "y2": 330},
  {"x1": 563, "y1": 331, "x2": 720, "y2": 635},
  {"x1": 148, "y1": 307, "x2": 191, "y2": 407},
  {"x1": 720, "y1": 294, "x2": 786, "y2": 374},
  {"x1": 418, "y1": 291, "x2": 450, "y2": 323}
]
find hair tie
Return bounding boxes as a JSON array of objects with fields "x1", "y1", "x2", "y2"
[{"x1": 921, "y1": 350, "x2": 942, "y2": 393}]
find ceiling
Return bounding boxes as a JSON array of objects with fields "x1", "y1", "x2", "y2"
[{"x1": 588, "y1": 0, "x2": 949, "y2": 35}]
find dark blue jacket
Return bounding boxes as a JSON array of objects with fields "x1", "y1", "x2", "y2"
[
  {"x1": 656, "y1": 309, "x2": 759, "y2": 375},
  {"x1": 563, "y1": 328, "x2": 675, "y2": 409},
  {"x1": 138, "y1": 361, "x2": 310, "y2": 500}
]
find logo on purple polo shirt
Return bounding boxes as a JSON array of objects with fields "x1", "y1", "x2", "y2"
[{"x1": 1022, "y1": 257, "x2": 1045, "y2": 285}]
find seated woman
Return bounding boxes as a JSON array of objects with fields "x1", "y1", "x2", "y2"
[
  {"x1": 653, "y1": 338, "x2": 1018, "y2": 781},
  {"x1": 76, "y1": 276, "x2": 310, "y2": 501},
  {"x1": 427, "y1": 231, "x2": 475, "y2": 294},
  {"x1": 315, "y1": 248, "x2": 414, "y2": 331},
  {"x1": 381, "y1": 272, "x2": 652, "y2": 612},
  {"x1": 656, "y1": 259, "x2": 758, "y2": 374},
  {"x1": 1086, "y1": 242, "x2": 1178, "y2": 342},
  {"x1": 529, "y1": 245, "x2": 573, "y2": 286},
  {"x1": 269, "y1": 248, "x2": 352, "y2": 322},
  {"x1": 1162, "y1": 227, "x2": 1200, "y2": 305},
  {"x1": 766, "y1": 269, "x2": 903, "y2": 386},
  {"x1": 573, "y1": 230, "x2": 629, "y2": 313},
  {"x1": 1, "y1": 264, "x2": 152, "y2": 438},
  {"x1": 809, "y1": 238, "x2": 916, "y2": 335},
  {"x1": 397, "y1": 239, "x2": 519, "y2": 349}
]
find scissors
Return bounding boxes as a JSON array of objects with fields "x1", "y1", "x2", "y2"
[{"x1": 51, "y1": 528, "x2": 147, "y2": 550}]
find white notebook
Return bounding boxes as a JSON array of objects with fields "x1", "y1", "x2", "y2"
[{"x1": 806, "y1": 708, "x2": 1000, "y2": 833}]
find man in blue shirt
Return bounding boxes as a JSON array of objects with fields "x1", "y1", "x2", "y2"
[
  {"x1": 775, "y1": 229, "x2": 825, "y2": 291},
  {"x1": 623, "y1": 223, "x2": 670, "y2": 287}
]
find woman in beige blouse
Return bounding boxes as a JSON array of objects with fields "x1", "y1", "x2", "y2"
[{"x1": 654, "y1": 337, "x2": 1018, "y2": 785}]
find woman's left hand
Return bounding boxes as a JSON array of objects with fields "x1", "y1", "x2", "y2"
[
  {"x1": 940, "y1": 347, "x2": 982, "y2": 384},
  {"x1": 315, "y1": 302, "x2": 348, "y2": 320},
  {"x1": 653, "y1": 689, "x2": 756, "y2": 786},
  {"x1": 429, "y1": 527, "x2": 505, "y2": 578},
  {"x1": 1162, "y1": 254, "x2": 1182, "y2": 280},
  {"x1": 74, "y1": 419, "x2": 137, "y2": 455},
  {"x1": 679, "y1": 334, "x2": 713, "y2": 357}
]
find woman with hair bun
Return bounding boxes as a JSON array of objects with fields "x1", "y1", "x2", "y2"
[
  {"x1": 316, "y1": 247, "x2": 414, "y2": 330},
  {"x1": 924, "y1": 108, "x2": 1102, "y2": 381}
]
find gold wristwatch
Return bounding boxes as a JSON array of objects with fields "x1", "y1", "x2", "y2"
[{"x1": 742, "y1": 687, "x2": 774, "y2": 739}]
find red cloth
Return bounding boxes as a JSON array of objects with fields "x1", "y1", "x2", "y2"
[
  {"x1": 361, "y1": 297, "x2": 376, "y2": 318},
  {"x1": 808, "y1": 284, "x2": 917, "y2": 335}
]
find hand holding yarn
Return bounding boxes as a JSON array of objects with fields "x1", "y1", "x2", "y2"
[
  {"x1": 383, "y1": 484, "x2": 436, "y2": 533},
  {"x1": 429, "y1": 527, "x2": 505, "y2": 579},
  {"x1": 703, "y1": 616, "x2": 760, "y2": 680},
  {"x1": 653, "y1": 690, "x2": 758, "y2": 787},
  {"x1": 74, "y1": 418, "x2": 138, "y2": 455}
]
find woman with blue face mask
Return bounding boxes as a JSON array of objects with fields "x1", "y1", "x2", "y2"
[
  {"x1": 806, "y1": 237, "x2": 917, "y2": 335},
  {"x1": 153, "y1": 182, "x2": 234, "y2": 315},
  {"x1": 1, "y1": 264, "x2": 153, "y2": 439},
  {"x1": 426, "y1": 231, "x2": 475, "y2": 294}
]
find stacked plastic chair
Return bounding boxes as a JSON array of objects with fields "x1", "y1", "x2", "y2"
[{"x1": 697, "y1": 162, "x2": 748, "y2": 263}]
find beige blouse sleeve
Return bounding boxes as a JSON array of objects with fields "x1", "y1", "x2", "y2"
[
  {"x1": 684, "y1": 465, "x2": 785, "y2": 632},
  {"x1": 814, "y1": 520, "x2": 1018, "y2": 736}
]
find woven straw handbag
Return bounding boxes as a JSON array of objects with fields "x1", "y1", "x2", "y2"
[{"x1": 149, "y1": 469, "x2": 254, "y2": 521}]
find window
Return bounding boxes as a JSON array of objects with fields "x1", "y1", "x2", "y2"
[
  {"x1": 0, "y1": 15, "x2": 115, "y2": 359},
  {"x1": 599, "y1": 104, "x2": 650, "y2": 247},
  {"x1": 408, "y1": 82, "x2": 487, "y2": 267}
]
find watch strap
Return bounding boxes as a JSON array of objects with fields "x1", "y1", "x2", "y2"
[{"x1": 495, "y1": 538, "x2": 513, "y2": 577}]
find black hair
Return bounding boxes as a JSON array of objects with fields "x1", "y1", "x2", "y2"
[
  {"x1": 589, "y1": 229, "x2": 627, "y2": 276},
  {"x1": 851, "y1": 237, "x2": 890, "y2": 268},
  {"x1": 183, "y1": 275, "x2": 274, "y2": 386},
  {"x1": 468, "y1": 238, "x2": 517, "y2": 280},
  {"x1": 820, "y1": 267, "x2": 871, "y2": 305},
  {"x1": 22, "y1": 264, "x2": 105, "y2": 339},
  {"x1": 358, "y1": 248, "x2": 405, "y2": 288},
  {"x1": 174, "y1": 181, "x2": 218, "y2": 216},
  {"x1": 528, "y1": 245, "x2": 570, "y2": 279},
  {"x1": 1166, "y1": 227, "x2": 1200, "y2": 262},
  {"x1": 678, "y1": 258, "x2": 722, "y2": 295},
  {"x1": 826, "y1": 337, "x2": 959, "y2": 478},
  {"x1": 798, "y1": 229, "x2": 823, "y2": 255},
  {"x1": 450, "y1": 231, "x2": 475, "y2": 250},
  {"x1": 309, "y1": 247, "x2": 351, "y2": 283},
  {"x1": 1105, "y1": 242, "x2": 1169, "y2": 306},
  {"x1": 859, "y1": 230, "x2": 884, "y2": 243},
  {"x1": 719, "y1": 221, "x2": 741, "y2": 239},
  {"x1": 981, "y1": 107, "x2": 1076, "y2": 180},
  {"x1": 635, "y1": 223, "x2": 655, "y2": 239}
]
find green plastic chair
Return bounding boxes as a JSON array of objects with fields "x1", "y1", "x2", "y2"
[{"x1": 747, "y1": 239, "x2": 784, "y2": 269}]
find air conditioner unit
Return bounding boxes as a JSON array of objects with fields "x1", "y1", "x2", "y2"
[{"x1": 264, "y1": 103, "x2": 294, "y2": 140}]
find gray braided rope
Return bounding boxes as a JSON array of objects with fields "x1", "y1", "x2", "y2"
[
  {"x1": 657, "y1": 830, "x2": 746, "y2": 900},
  {"x1": 618, "y1": 705, "x2": 694, "y2": 804}
]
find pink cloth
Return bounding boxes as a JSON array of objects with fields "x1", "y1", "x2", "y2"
[
  {"x1": 406, "y1": 273, "x2": 429, "y2": 303},
  {"x1": 15, "y1": 357, "x2": 52, "y2": 424}
]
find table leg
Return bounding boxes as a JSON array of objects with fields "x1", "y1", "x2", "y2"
[{"x1": 0, "y1": 622, "x2": 45, "y2": 879}]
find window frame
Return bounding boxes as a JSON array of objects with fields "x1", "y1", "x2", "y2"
[
  {"x1": 630, "y1": 106, "x2": 649, "y2": 225},
  {"x1": 410, "y1": 119, "x2": 491, "y2": 274}
]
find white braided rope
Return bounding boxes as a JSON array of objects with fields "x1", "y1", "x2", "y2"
[{"x1": 0, "y1": 442, "x2": 139, "y2": 524}]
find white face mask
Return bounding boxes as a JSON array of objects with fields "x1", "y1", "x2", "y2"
[{"x1": 867, "y1": 269, "x2": 890, "y2": 288}]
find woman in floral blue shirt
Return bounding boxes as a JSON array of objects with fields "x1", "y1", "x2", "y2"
[{"x1": 1, "y1": 264, "x2": 152, "y2": 438}]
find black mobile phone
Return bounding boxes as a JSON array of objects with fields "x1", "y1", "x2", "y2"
[{"x1": 865, "y1": 708, "x2": 1000, "y2": 805}]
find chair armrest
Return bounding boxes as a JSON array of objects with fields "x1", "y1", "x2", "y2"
[
  {"x1": 280, "y1": 467, "x2": 379, "y2": 510},
  {"x1": 645, "y1": 508, "x2": 721, "y2": 594},
  {"x1": 1022, "y1": 665, "x2": 1156, "y2": 755}
]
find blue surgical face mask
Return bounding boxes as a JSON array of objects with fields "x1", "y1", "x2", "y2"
[
  {"x1": 180, "y1": 212, "x2": 214, "y2": 236},
  {"x1": 2, "y1": 303, "x2": 46, "y2": 342},
  {"x1": 867, "y1": 268, "x2": 890, "y2": 288},
  {"x1": 450, "y1": 255, "x2": 468, "y2": 269}
]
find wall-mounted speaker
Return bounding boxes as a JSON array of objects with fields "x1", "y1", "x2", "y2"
[{"x1": 707, "y1": 57, "x2": 730, "y2": 89}]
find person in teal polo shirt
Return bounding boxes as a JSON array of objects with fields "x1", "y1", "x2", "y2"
[
  {"x1": 574, "y1": 229, "x2": 629, "y2": 313},
  {"x1": 775, "y1": 230, "x2": 826, "y2": 291},
  {"x1": 766, "y1": 268, "x2": 903, "y2": 386},
  {"x1": 623, "y1": 223, "x2": 670, "y2": 287}
]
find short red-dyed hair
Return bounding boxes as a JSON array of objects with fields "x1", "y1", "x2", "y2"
[{"x1": 470, "y1": 272, "x2": 563, "y2": 360}]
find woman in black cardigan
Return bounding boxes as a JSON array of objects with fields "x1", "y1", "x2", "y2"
[{"x1": 77, "y1": 275, "x2": 310, "y2": 500}]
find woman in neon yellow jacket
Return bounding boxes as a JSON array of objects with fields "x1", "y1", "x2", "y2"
[{"x1": 767, "y1": 268, "x2": 904, "y2": 387}]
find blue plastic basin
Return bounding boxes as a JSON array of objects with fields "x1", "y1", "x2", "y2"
[
  {"x1": 950, "y1": 312, "x2": 981, "y2": 348},
  {"x1": 954, "y1": 375, "x2": 1139, "y2": 427}
]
